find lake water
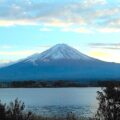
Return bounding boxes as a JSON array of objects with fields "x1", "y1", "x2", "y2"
[{"x1": 0, "y1": 88, "x2": 100, "y2": 117}]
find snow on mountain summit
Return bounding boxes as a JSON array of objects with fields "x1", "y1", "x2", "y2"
[{"x1": 25, "y1": 44, "x2": 96, "y2": 63}]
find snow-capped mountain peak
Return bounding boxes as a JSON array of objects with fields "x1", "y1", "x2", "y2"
[{"x1": 25, "y1": 44, "x2": 96, "y2": 63}]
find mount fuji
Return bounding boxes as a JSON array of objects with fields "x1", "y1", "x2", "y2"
[{"x1": 0, "y1": 44, "x2": 120, "y2": 81}]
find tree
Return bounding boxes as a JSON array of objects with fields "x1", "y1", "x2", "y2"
[
  {"x1": 95, "y1": 82, "x2": 120, "y2": 120},
  {"x1": 0, "y1": 101, "x2": 6, "y2": 120},
  {"x1": 0, "y1": 99, "x2": 32, "y2": 120}
]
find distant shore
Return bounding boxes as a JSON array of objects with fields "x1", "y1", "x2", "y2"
[{"x1": 0, "y1": 80, "x2": 119, "y2": 88}]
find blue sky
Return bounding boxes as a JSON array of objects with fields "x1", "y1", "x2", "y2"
[{"x1": 0, "y1": 0, "x2": 120, "y2": 63}]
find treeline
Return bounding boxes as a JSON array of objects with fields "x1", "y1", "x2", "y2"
[
  {"x1": 0, "y1": 80, "x2": 120, "y2": 88},
  {"x1": 0, "y1": 80, "x2": 93, "y2": 88}
]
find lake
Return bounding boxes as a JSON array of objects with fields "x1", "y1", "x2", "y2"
[{"x1": 0, "y1": 88, "x2": 100, "y2": 117}]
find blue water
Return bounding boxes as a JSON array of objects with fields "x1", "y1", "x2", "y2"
[{"x1": 0, "y1": 88, "x2": 100, "y2": 117}]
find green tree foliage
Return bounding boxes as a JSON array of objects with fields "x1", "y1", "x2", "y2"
[{"x1": 95, "y1": 82, "x2": 120, "y2": 120}]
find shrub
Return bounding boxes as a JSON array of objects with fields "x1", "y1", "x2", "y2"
[
  {"x1": 95, "y1": 82, "x2": 120, "y2": 120},
  {"x1": 0, "y1": 99, "x2": 32, "y2": 120},
  {"x1": 0, "y1": 99, "x2": 93, "y2": 120}
]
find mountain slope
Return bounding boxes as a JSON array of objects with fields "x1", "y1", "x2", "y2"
[{"x1": 0, "y1": 44, "x2": 120, "y2": 81}]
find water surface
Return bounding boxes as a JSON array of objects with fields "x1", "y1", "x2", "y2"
[{"x1": 0, "y1": 88, "x2": 100, "y2": 117}]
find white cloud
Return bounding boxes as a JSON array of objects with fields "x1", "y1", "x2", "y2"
[
  {"x1": 0, "y1": 20, "x2": 38, "y2": 27},
  {"x1": 61, "y1": 27, "x2": 93, "y2": 33},
  {"x1": 0, "y1": 59, "x2": 12, "y2": 64},
  {"x1": 36, "y1": 45, "x2": 51, "y2": 48},
  {"x1": 0, "y1": 0, "x2": 120, "y2": 33},
  {"x1": 0, "y1": 50, "x2": 36, "y2": 56},
  {"x1": 88, "y1": 48, "x2": 120, "y2": 63},
  {"x1": 97, "y1": 28, "x2": 120, "y2": 33},
  {"x1": 88, "y1": 43, "x2": 120, "y2": 50},
  {"x1": 0, "y1": 45, "x2": 50, "y2": 57},
  {"x1": 26, "y1": 0, "x2": 32, "y2": 5},
  {"x1": 43, "y1": 19, "x2": 73, "y2": 27},
  {"x1": 82, "y1": 0, "x2": 107, "y2": 8},
  {"x1": 39, "y1": 27, "x2": 52, "y2": 32},
  {"x1": 0, "y1": 45, "x2": 13, "y2": 49},
  {"x1": 87, "y1": 42, "x2": 120, "y2": 63}
]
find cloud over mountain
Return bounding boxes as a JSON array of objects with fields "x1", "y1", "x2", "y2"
[{"x1": 89, "y1": 43, "x2": 120, "y2": 50}]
